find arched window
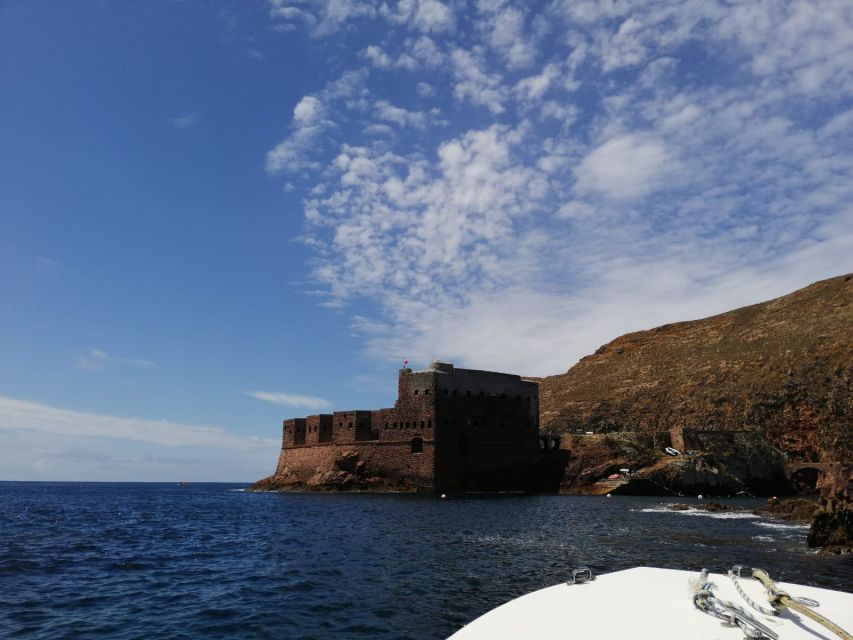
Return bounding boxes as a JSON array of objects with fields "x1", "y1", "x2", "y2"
[
  {"x1": 414, "y1": 389, "x2": 419, "y2": 395},
  {"x1": 411, "y1": 437, "x2": 424, "y2": 454}
]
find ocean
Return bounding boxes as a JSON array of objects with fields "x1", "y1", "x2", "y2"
[{"x1": 2, "y1": 482, "x2": 851, "y2": 639}]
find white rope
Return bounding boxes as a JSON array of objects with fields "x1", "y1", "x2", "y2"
[{"x1": 729, "y1": 570, "x2": 778, "y2": 617}]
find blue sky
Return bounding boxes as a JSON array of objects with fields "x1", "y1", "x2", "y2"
[{"x1": 1, "y1": 0, "x2": 851, "y2": 481}]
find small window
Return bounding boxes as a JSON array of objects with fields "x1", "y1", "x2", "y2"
[
  {"x1": 443, "y1": 389, "x2": 449, "y2": 396},
  {"x1": 420, "y1": 420, "x2": 425, "y2": 428},
  {"x1": 384, "y1": 423, "x2": 389, "y2": 429},
  {"x1": 424, "y1": 389, "x2": 430, "y2": 396},
  {"x1": 411, "y1": 437, "x2": 424, "y2": 454},
  {"x1": 348, "y1": 422, "x2": 353, "y2": 429},
  {"x1": 480, "y1": 390, "x2": 485, "y2": 397},
  {"x1": 427, "y1": 420, "x2": 431, "y2": 428},
  {"x1": 414, "y1": 389, "x2": 419, "y2": 395},
  {"x1": 393, "y1": 422, "x2": 398, "y2": 428},
  {"x1": 452, "y1": 389, "x2": 458, "y2": 396},
  {"x1": 466, "y1": 390, "x2": 471, "y2": 397}
]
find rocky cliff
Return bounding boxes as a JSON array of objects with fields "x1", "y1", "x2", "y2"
[
  {"x1": 540, "y1": 274, "x2": 852, "y2": 466},
  {"x1": 808, "y1": 464, "x2": 853, "y2": 553}
]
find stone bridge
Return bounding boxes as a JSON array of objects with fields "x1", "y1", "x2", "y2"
[{"x1": 784, "y1": 462, "x2": 835, "y2": 493}]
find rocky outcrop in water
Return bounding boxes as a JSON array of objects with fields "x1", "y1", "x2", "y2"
[{"x1": 755, "y1": 497, "x2": 819, "y2": 522}]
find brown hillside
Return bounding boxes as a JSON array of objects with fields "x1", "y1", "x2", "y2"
[{"x1": 539, "y1": 274, "x2": 853, "y2": 463}]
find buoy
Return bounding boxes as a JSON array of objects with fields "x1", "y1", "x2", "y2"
[
  {"x1": 606, "y1": 494, "x2": 612, "y2": 498},
  {"x1": 440, "y1": 493, "x2": 447, "y2": 499},
  {"x1": 698, "y1": 494, "x2": 704, "y2": 499}
]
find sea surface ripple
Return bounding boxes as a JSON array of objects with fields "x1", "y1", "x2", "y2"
[{"x1": 1, "y1": 482, "x2": 851, "y2": 639}]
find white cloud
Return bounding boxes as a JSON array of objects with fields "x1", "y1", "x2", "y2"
[
  {"x1": 381, "y1": 0, "x2": 455, "y2": 33},
  {"x1": 574, "y1": 133, "x2": 675, "y2": 200},
  {"x1": 481, "y1": 4, "x2": 537, "y2": 69},
  {"x1": 74, "y1": 349, "x2": 159, "y2": 371},
  {"x1": 410, "y1": 35, "x2": 445, "y2": 67},
  {"x1": 362, "y1": 44, "x2": 418, "y2": 70},
  {"x1": 293, "y1": 95, "x2": 322, "y2": 125},
  {"x1": 269, "y1": 0, "x2": 376, "y2": 36},
  {"x1": 373, "y1": 99, "x2": 442, "y2": 129},
  {"x1": 514, "y1": 63, "x2": 560, "y2": 104},
  {"x1": 266, "y1": 69, "x2": 368, "y2": 174},
  {"x1": 450, "y1": 47, "x2": 507, "y2": 114},
  {"x1": 0, "y1": 396, "x2": 278, "y2": 481},
  {"x1": 0, "y1": 396, "x2": 276, "y2": 452},
  {"x1": 246, "y1": 391, "x2": 332, "y2": 409}
]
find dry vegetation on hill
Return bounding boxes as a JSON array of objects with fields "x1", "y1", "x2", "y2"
[{"x1": 540, "y1": 274, "x2": 852, "y2": 464}]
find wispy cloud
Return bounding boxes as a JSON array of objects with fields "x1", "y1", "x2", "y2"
[
  {"x1": 0, "y1": 395, "x2": 273, "y2": 449},
  {"x1": 74, "y1": 349, "x2": 159, "y2": 371},
  {"x1": 246, "y1": 391, "x2": 332, "y2": 409},
  {"x1": 265, "y1": 69, "x2": 369, "y2": 174},
  {"x1": 0, "y1": 396, "x2": 277, "y2": 481},
  {"x1": 169, "y1": 114, "x2": 197, "y2": 128},
  {"x1": 34, "y1": 256, "x2": 59, "y2": 271}
]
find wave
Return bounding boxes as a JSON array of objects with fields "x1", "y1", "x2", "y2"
[
  {"x1": 753, "y1": 521, "x2": 811, "y2": 531},
  {"x1": 637, "y1": 505, "x2": 759, "y2": 519}
]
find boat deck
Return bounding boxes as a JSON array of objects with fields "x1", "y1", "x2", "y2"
[{"x1": 449, "y1": 567, "x2": 853, "y2": 639}]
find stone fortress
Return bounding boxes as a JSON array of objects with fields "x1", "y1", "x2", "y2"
[{"x1": 255, "y1": 361, "x2": 565, "y2": 493}]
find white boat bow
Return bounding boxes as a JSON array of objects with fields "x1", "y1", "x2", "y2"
[{"x1": 448, "y1": 566, "x2": 853, "y2": 640}]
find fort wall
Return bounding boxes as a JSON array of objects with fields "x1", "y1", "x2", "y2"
[
  {"x1": 273, "y1": 439, "x2": 435, "y2": 490},
  {"x1": 266, "y1": 361, "x2": 554, "y2": 493}
]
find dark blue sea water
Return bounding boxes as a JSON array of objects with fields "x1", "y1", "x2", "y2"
[{"x1": 1, "y1": 483, "x2": 851, "y2": 639}]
